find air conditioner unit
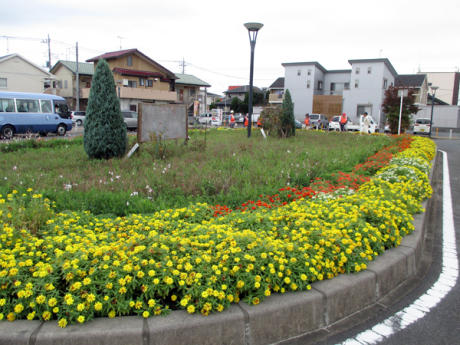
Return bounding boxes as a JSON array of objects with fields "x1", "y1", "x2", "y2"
[{"x1": 123, "y1": 79, "x2": 129, "y2": 86}]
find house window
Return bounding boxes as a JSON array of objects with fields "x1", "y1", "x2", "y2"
[
  {"x1": 383, "y1": 79, "x2": 388, "y2": 89},
  {"x1": 127, "y1": 80, "x2": 137, "y2": 88},
  {"x1": 0, "y1": 78, "x2": 7, "y2": 88},
  {"x1": 318, "y1": 81, "x2": 323, "y2": 90},
  {"x1": 190, "y1": 88, "x2": 196, "y2": 97},
  {"x1": 146, "y1": 80, "x2": 153, "y2": 87},
  {"x1": 368, "y1": 67, "x2": 372, "y2": 74},
  {"x1": 127, "y1": 56, "x2": 132, "y2": 66},
  {"x1": 307, "y1": 69, "x2": 311, "y2": 76},
  {"x1": 139, "y1": 78, "x2": 144, "y2": 86},
  {"x1": 330, "y1": 83, "x2": 336, "y2": 91},
  {"x1": 307, "y1": 80, "x2": 311, "y2": 89},
  {"x1": 355, "y1": 79, "x2": 359, "y2": 88},
  {"x1": 356, "y1": 67, "x2": 360, "y2": 74},
  {"x1": 344, "y1": 82, "x2": 350, "y2": 90},
  {"x1": 297, "y1": 70, "x2": 301, "y2": 76},
  {"x1": 64, "y1": 80, "x2": 68, "y2": 89}
]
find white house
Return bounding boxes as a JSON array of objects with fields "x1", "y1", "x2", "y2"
[
  {"x1": 0, "y1": 53, "x2": 55, "y2": 93},
  {"x1": 281, "y1": 58, "x2": 399, "y2": 123}
]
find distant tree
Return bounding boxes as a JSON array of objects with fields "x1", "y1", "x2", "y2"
[
  {"x1": 231, "y1": 97, "x2": 243, "y2": 113},
  {"x1": 382, "y1": 86, "x2": 419, "y2": 134},
  {"x1": 84, "y1": 59, "x2": 127, "y2": 159},
  {"x1": 281, "y1": 89, "x2": 295, "y2": 137}
]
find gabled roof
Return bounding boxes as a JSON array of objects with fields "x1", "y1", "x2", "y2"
[
  {"x1": 50, "y1": 60, "x2": 94, "y2": 76},
  {"x1": 428, "y1": 94, "x2": 449, "y2": 105},
  {"x1": 86, "y1": 49, "x2": 177, "y2": 80},
  {"x1": 395, "y1": 74, "x2": 426, "y2": 88},
  {"x1": 281, "y1": 61, "x2": 327, "y2": 74},
  {"x1": 0, "y1": 53, "x2": 55, "y2": 78},
  {"x1": 214, "y1": 96, "x2": 240, "y2": 105},
  {"x1": 223, "y1": 85, "x2": 263, "y2": 94},
  {"x1": 269, "y1": 77, "x2": 284, "y2": 89},
  {"x1": 174, "y1": 73, "x2": 211, "y2": 87},
  {"x1": 348, "y1": 58, "x2": 398, "y2": 78}
]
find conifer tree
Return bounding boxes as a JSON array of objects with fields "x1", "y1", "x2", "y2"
[
  {"x1": 84, "y1": 59, "x2": 127, "y2": 159},
  {"x1": 281, "y1": 89, "x2": 295, "y2": 137}
]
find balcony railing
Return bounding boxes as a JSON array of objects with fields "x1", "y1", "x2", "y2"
[
  {"x1": 81, "y1": 87, "x2": 177, "y2": 102},
  {"x1": 269, "y1": 94, "x2": 284, "y2": 103}
]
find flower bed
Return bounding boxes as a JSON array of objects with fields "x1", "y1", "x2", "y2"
[{"x1": 0, "y1": 136, "x2": 435, "y2": 327}]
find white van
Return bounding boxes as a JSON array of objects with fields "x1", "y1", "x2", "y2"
[{"x1": 198, "y1": 113, "x2": 213, "y2": 125}]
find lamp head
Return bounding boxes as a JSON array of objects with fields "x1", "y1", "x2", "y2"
[
  {"x1": 430, "y1": 86, "x2": 439, "y2": 92},
  {"x1": 244, "y1": 22, "x2": 264, "y2": 31}
]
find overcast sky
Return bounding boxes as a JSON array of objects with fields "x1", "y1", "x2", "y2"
[{"x1": 2, "y1": 0, "x2": 459, "y2": 95}]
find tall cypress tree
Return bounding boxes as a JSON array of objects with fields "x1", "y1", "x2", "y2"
[
  {"x1": 84, "y1": 59, "x2": 127, "y2": 159},
  {"x1": 281, "y1": 89, "x2": 295, "y2": 137}
]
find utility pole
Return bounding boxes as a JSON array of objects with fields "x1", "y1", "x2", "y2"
[
  {"x1": 179, "y1": 58, "x2": 187, "y2": 74},
  {"x1": 76, "y1": 42, "x2": 80, "y2": 111},
  {"x1": 117, "y1": 36, "x2": 127, "y2": 50},
  {"x1": 48, "y1": 34, "x2": 51, "y2": 71}
]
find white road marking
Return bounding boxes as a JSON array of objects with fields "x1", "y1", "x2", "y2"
[{"x1": 337, "y1": 150, "x2": 458, "y2": 344}]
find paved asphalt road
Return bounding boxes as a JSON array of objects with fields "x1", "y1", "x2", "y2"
[{"x1": 282, "y1": 138, "x2": 459, "y2": 345}]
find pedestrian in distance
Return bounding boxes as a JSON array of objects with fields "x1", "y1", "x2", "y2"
[
  {"x1": 362, "y1": 112, "x2": 371, "y2": 134},
  {"x1": 340, "y1": 112, "x2": 347, "y2": 132},
  {"x1": 304, "y1": 113, "x2": 310, "y2": 129},
  {"x1": 244, "y1": 114, "x2": 248, "y2": 128},
  {"x1": 229, "y1": 110, "x2": 236, "y2": 128}
]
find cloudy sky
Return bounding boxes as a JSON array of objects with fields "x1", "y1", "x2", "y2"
[{"x1": 2, "y1": 0, "x2": 459, "y2": 95}]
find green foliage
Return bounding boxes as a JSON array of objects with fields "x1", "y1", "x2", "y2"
[
  {"x1": 382, "y1": 86, "x2": 420, "y2": 134},
  {"x1": 0, "y1": 130, "x2": 394, "y2": 216},
  {"x1": 231, "y1": 97, "x2": 243, "y2": 113},
  {"x1": 281, "y1": 89, "x2": 296, "y2": 137},
  {"x1": 259, "y1": 106, "x2": 283, "y2": 137},
  {"x1": 83, "y1": 59, "x2": 127, "y2": 159}
]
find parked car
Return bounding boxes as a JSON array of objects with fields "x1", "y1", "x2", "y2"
[
  {"x1": 122, "y1": 111, "x2": 138, "y2": 130},
  {"x1": 198, "y1": 113, "x2": 213, "y2": 125},
  {"x1": 328, "y1": 115, "x2": 352, "y2": 131},
  {"x1": 384, "y1": 122, "x2": 390, "y2": 133},
  {"x1": 188, "y1": 113, "x2": 197, "y2": 125},
  {"x1": 309, "y1": 114, "x2": 329, "y2": 130},
  {"x1": 233, "y1": 113, "x2": 245, "y2": 123},
  {"x1": 71, "y1": 111, "x2": 86, "y2": 126},
  {"x1": 413, "y1": 118, "x2": 431, "y2": 135}
]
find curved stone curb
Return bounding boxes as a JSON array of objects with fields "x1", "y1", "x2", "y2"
[{"x1": 0, "y1": 153, "x2": 438, "y2": 345}]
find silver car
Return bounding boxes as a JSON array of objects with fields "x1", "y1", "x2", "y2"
[
  {"x1": 71, "y1": 111, "x2": 86, "y2": 126},
  {"x1": 122, "y1": 111, "x2": 138, "y2": 130}
]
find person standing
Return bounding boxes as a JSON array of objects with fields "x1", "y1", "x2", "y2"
[
  {"x1": 362, "y1": 112, "x2": 371, "y2": 134},
  {"x1": 244, "y1": 114, "x2": 248, "y2": 128},
  {"x1": 340, "y1": 112, "x2": 347, "y2": 132},
  {"x1": 304, "y1": 113, "x2": 310, "y2": 129},
  {"x1": 229, "y1": 110, "x2": 235, "y2": 128}
]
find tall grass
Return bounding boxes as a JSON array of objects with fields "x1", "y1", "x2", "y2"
[{"x1": 0, "y1": 129, "x2": 394, "y2": 215}]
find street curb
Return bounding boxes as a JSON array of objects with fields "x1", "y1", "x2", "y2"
[{"x1": 0, "y1": 153, "x2": 438, "y2": 345}]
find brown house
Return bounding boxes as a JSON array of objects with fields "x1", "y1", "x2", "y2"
[{"x1": 85, "y1": 49, "x2": 177, "y2": 112}]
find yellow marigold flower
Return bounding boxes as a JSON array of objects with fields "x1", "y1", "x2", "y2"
[
  {"x1": 53, "y1": 307, "x2": 59, "y2": 313},
  {"x1": 148, "y1": 299, "x2": 156, "y2": 308},
  {"x1": 27, "y1": 312, "x2": 36, "y2": 320},
  {"x1": 187, "y1": 305, "x2": 195, "y2": 313},
  {"x1": 0, "y1": 314, "x2": 3, "y2": 321},
  {"x1": 171, "y1": 295, "x2": 177, "y2": 301},
  {"x1": 48, "y1": 298, "x2": 57, "y2": 307},
  {"x1": 264, "y1": 289, "x2": 271, "y2": 297},
  {"x1": 87, "y1": 294, "x2": 96, "y2": 303},
  {"x1": 36, "y1": 295, "x2": 46, "y2": 304},
  {"x1": 14, "y1": 304, "x2": 24, "y2": 313},
  {"x1": 143, "y1": 311, "x2": 149, "y2": 318},
  {"x1": 77, "y1": 303, "x2": 85, "y2": 311},
  {"x1": 254, "y1": 282, "x2": 260, "y2": 288},
  {"x1": 58, "y1": 318, "x2": 68, "y2": 328},
  {"x1": 77, "y1": 315, "x2": 85, "y2": 323},
  {"x1": 7, "y1": 312, "x2": 15, "y2": 322},
  {"x1": 135, "y1": 301, "x2": 143, "y2": 309},
  {"x1": 236, "y1": 281, "x2": 244, "y2": 289},
  {"x1": 42, "y1": 311, "x2": 52, "y2": 321},
  {"x1": 108, "y1": 310, "x2": 116, "y2": 318},
  {"x1": 137, "y1": 271, "x2": 145, "y2": 278},
  {"x1": 106, "y1": 282, "x2": 113, "y2": 289},
  {"x1": 130, "y1": 301, "x2": 135, "y2": 308},
  {"x1": 83, "y1": 278, "x2": 91, "y2": 285}
]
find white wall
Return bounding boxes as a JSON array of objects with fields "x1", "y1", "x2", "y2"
[
  {"x1": 415, "y1": 105, "x2": 460, "y2": 128},
  {"x1": 284, "y1": 64, "x2": 316, "y2": 118},
  {"x1": 0, "y1": 57, "x2": 51, "y2": 93}
]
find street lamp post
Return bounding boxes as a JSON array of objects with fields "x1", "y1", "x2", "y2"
[
  {"x1": 244, "y1": 22, "x2": 263, "y2": 138},
  {"x1": 397, "y1": 89, "x2": 408, "y2": 135},
  {"x1": 429, "y1": 86, "x2": 439, "y2": 138}
]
